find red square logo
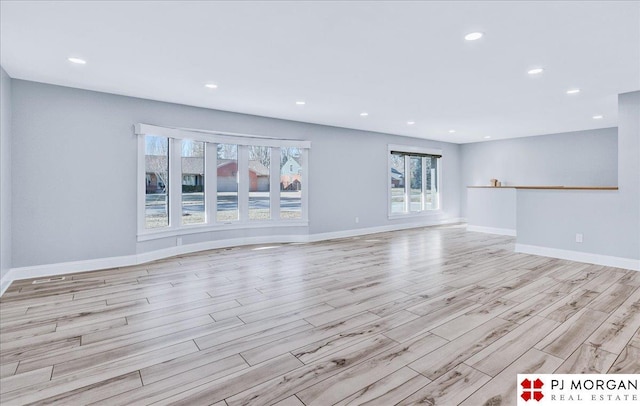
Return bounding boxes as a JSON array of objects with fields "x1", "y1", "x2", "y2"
[{"x1": 521, "y1": 378, "x2": 544, "y2": 402}]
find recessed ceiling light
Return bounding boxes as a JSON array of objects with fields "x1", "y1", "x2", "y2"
[
  {"x1": 527, "y1": 68, "x2": 544, "y2": 75},
  {"x1": 360, "y1": 112, "x2": 369, "y2": 117},
  {"x1": 204, "y1": 83, "x2": 218, "y2": 89},
  {"x1": 484, "y1": 136, "x2": 491, "y2": 139},
  {"x1": 464, "y1": 32, "x2": 483, "y2": 41},
  {"x1": 592, "y1": 115, "x2": 604, "y2": 119},
  {"x1": 448, "y1": 129, "x2": 456, "y2": 133},
  {"x1": 407, "y1": 121, "x2": 415, "y2": 125},
  {"x1": 295, "y1": 101, "x2": 306, "y2": 105},
  {"x1": 566, "y1": 89, "x2": 581, "y2": 94},
  {"x1": 68, "y1": 57, "x2": 86, "y2": 65}
]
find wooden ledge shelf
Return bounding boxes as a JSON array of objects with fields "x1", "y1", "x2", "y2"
[{"x1": 467, "y1": 186, "x2": 619, "y2": 190}]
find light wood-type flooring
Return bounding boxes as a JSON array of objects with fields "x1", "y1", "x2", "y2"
[{"x1": 1, "y1": 225, "x2": 639, "y2": 405}]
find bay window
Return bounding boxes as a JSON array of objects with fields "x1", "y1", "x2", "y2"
[{"x1": 136, "y1": 124, "x2": 309, "y2": 240}]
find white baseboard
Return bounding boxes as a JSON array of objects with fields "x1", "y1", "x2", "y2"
[
  {"x1": 0, "y1": 235, "x2": 308, "y2": 297},
  {"x1": 0, "y1": 275, "x2": 12, "y2": 298},
  {"x1": 467, "y1": 225, "x2": 517, "y2": 236},
  {"x1": 308, "y1": 218, "x2": 464, "y2": 242},
  {"x1": 0, "y1": 218, "x2": 463, "y2": 296},
  {"x1": 515, "y1": 243, "x2": 640, "y2": 271}
]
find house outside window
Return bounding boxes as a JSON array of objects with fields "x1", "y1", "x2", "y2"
[{"x1": 280, "y1": 148, "x2": 303, "y2": 219}]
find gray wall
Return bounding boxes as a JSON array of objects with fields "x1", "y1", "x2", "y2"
[
  {"x1": 0, "y1": 67, "x2": 11, "y2": 281},
  {"x1": 460, "y1": 128, "x2": 618, "y2": 217},
  {"x1": 466, "y1": 188, "x2": 516, "y2": 231},
  {"x1": 307, "y1": 125, "x2": 461, "y2": 234},
  {"x1": 10, "y1": 80, "x2": 461, "y2": 268},
  {"x1": 516, "y1": 91, "x2": 639, "y2": 261}
]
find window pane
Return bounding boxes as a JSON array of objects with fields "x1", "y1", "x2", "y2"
[
  {"x1": 410, "y1": 156, "x2": 423, "y2": 212},
  {"x1": 145, "y1": 135, "x2": 169, "y2": 228},
  {"x1": 390, "y1": 153, "x2": 405, "y2": 214},
  {"x1": 280, "y1": 148, "x2": 302, "y2": 219},
  {"x1": 182, "y1": 140, "x2": 205, "y2": 225},
  {"x1": 217, "y1": 144, "x2": 238, "y2": 221},
  {"x1": 425, "y1": 156, "x2": 439, "y2": 210},
  {"x1": 248, "y1": 146, "x2": 271, "y2": 220}
]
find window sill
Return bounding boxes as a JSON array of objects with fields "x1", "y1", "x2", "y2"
[
  {"x1": 137, "y1": 220, "x2": 309, "y2": 242},
  {"x1": 388, "y1": 210, "x2": 443, "y2": 220}
]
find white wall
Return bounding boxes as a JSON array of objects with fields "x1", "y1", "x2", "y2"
[
  {"x1": 0, "y1": 67, "x2": 11, "y2": 284},
  {"x1": 460, "y1": 127, "x2": 618, "y2": 217},
  {"x1": 10, "y1": 79, "x2": 461, "y2": 269},
  {"x1": 516, "y1": 91, "x2": 639, "y2": 267}
]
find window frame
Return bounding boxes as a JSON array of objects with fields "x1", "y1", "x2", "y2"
[
  {"x1": 387, "y1": 144, "x2": 442, "y2": 219},
  {"x1": 137, "y1": 124, "x2": 310, "y2": 241}
]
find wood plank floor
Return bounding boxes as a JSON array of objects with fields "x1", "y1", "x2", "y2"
[{"x1": 1, "y1": 224, "x2": 639, "y2": 405}]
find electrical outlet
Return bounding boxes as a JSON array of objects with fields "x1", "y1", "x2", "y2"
[
  {"x1": 177, "y1": 236, "x2": 183, "y2": 246},
  {"x1": 355, "y1": 217, "x2": 359, "y2": 224},
  {"x1": 575, "y1": 233, "x2": 583, "y2": 243}
]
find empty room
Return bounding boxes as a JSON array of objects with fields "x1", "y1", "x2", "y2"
[{"x1": 1, "y1": 1, "x2": 639, "y2": 405}]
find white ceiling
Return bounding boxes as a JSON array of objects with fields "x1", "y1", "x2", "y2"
[{"x1": 1, "y1": 1, "x2": 639, "y2": 144}]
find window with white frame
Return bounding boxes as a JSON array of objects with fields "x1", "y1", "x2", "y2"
[
  {"x1": 217, "y1": 143, "x2": 239, "y2": 222},
  {"x1": 137, "y1": 124, "x2": 310, "y2": 239},
  {"x1": 248, "y1": 146, "x2": 271, "y2": 221},
  {"x1": 144, "y1": 135, "x2": 169, "y2": 228},
  {"x1": 280, "y1": 147, "x2": 303, "y2": 220},
  {"x1": 389, "y1": 146, "x2": 441, "y2": 216},
  {"x1": 181, "y1": 140, "x2": 205, "y2": 225}
]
